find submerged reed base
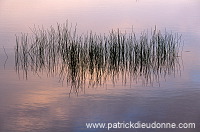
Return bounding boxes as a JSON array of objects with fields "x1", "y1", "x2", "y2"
[{"x1": 15, "y1": 23, "x2": 182, "y2": 94}]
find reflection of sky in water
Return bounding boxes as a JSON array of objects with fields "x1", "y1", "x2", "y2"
[
  {"x1": 1, "y1": 74, "x2": 200, "y2": 132},
  {"x1": 0, "y1": 0, "x2": 200, "y2": 47},
  {"x1": 0, "y1": 0, "x2": 200, "y2": 132},
  {"x1": 1, "y1": 81, "x2": 200, "y2": 132}
]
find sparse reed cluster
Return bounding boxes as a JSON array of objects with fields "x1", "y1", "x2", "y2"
[{"x1": 15, "y1": 22, "x2": 182, "y2": 93}]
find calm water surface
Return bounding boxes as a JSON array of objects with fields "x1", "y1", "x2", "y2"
[{"x1": 0, "y1": 0, "x2": 200, "y2": 132}]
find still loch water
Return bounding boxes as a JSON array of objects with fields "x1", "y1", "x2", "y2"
[{"x1": 0, "y1": 0, "x2": 200, "y2": 132}]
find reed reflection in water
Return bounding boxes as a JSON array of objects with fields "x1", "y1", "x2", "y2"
[{"x1": 15, "y1": 22, "x2": 182, "y2": 94}]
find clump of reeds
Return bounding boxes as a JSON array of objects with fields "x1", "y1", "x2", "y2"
[{"x1": 15, "y1": 22, "x2": 182, "y2": 94}]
